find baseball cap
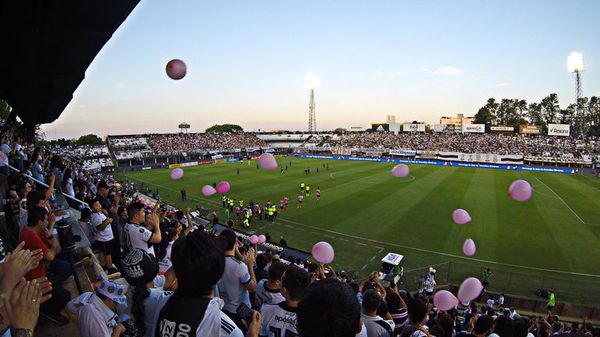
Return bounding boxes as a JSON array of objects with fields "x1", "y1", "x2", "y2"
[
  {"x1": 121, "y1": 249, "x2": 159, "y2": 287},
  {"x1": 96, "y1": 278, "x2": 126, "y2": 304}
]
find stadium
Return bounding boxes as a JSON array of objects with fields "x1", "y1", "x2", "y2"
[{"x1": 1, "y1": 2, "x2": 600, "y2": 337}]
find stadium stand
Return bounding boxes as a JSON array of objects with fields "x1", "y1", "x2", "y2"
[{"x1": 0, "y1": 135, "x2": 599, "y2": 337}]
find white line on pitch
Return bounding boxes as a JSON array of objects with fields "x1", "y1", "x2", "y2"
[{"x1": 534, "y1": 177, "x2": 585, "y2": 224}]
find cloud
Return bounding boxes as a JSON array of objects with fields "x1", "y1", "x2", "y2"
[{"x1": 431, "y1": 66, "x2": 466, "y2": 77}]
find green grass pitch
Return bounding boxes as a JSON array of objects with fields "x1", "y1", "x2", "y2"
[{"x1": 119, "y1": 157, "x2": 600, "y2": 305}]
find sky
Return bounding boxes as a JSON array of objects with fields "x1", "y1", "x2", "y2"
[{"x1": 41, "y1": 0, "x2": 600, "y2": 139}]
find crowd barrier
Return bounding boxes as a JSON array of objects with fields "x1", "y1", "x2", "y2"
[{"x1": 299, "y1": 154, "x2": 576, "y2": 174}]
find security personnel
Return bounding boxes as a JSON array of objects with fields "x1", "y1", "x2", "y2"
[{"x1": 222, "y1": 195, "x2": 227, "y2": 207}]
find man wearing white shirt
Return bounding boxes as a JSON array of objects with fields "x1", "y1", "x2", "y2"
[
  {"x1": 360, "y1": 289, "x2": 395, "y2": 337},
  {"x1": 90, "y1": 199, "x2": 115, "y2": 273},
  {"x1": 123, "y1": 201, "x2": 161, "y2": 257}
]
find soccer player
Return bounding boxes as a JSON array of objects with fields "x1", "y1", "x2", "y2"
[
  {"x1": 237, "y1": 168, "x2": 240, "y2": 175},
  {"x1": 234, "y1": 205, "x2": 241, "y2": 220},
  {"x1": 316, "y1": 187, "x2": 321, "y2": 201},
  {"x1": 283, "y1": 196, "x2": 289, "y2": 210},
  {"x1": 300, "y1": 182, "x2": 305, "y2": 193},
  {"x1": 297, "y1": 194, "x2": 304, "y2": 208},
  {"x1": 305, "y1": 185, "x2": 310, "y2": 197},
  {"x1": 279, "y1": 199, "x2": 285, "y2": 212},
  {"x1": 259, "y1": 265, "x2": 309, "y2": 337}
]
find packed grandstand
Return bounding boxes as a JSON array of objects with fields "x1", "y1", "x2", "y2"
[
  {"x1": 1, "y1": 131, "x2": 599, "y2": 337},
  {"x1": 42, "y1": 131, "x2": 600, "y2": 173}
]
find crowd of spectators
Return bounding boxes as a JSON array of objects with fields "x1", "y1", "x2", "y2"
[
  {"x1": 306, "y1": 132, "x2": 600, "y2": 161},
  {"x1": 147, "y1": 132, "x2": 267, "y2": 154},
  {"x1": 1, "y1": 133, "x2": 599, "y2": 337}
]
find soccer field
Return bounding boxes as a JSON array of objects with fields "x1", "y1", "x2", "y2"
[{"x1": 119, "y1": 157, "x2": 600, "y2": 305}]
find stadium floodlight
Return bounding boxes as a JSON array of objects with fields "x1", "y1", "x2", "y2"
[
  {"x1": 304, "y1": 72, "x2": 320, "y2": 90},
  {"x1": 567, "y1": 52, "x2": 584, "y2": 73},
  {"x1": 304, "y1": 73, "x2": 319, "y2": 133}
]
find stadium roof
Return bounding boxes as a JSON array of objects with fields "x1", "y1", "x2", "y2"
[{"x1": 0, "y1": 0, "x2": 140, "y2": 128}]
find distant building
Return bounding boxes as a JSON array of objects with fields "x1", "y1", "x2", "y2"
[{"x1": 440, "y1": 113, "x2": 474, "y2": 126}]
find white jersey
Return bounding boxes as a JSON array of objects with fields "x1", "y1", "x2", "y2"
[
  {"x1": 217, "y1": 256, "x2": 251, "y2": 313},
  {"x1": 255, "y1": 279, "x2": 285, "y2": 310},
  {"x1": 124, "y1": 223, "x2": 155, "y2": 256},
  {"x1": 91, "y1": 211, "x2": 113, "y2": 242},
  {"x1": 259, "y1": 302, "x2": 299, "y2": 337}
]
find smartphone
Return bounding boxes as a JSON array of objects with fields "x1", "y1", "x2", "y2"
[{"x1": 237, "y1": 303, "x2": 253, "y2": 323}]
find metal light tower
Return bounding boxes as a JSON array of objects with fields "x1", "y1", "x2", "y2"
[
  {"x1": 567, "y1": 52, "x2": 585, "y2": 136},
  {"x1": 308, "y1": 89, "x2": 316, "y2": 133},
  {"x1": 305, "y1": 73, "x2": 320, "y2": 134}
]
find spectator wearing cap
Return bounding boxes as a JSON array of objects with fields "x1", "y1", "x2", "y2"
[
  {"x1": 361, "y1": 289, "x2": 395, "y2": 337},
  {"x1": 66, "y1": 278, "x2": 127, "y2": 337},
  {"x1": 297, "y1": 278, "x2": 364, "y2": 337},
  {"x1": 121, "y1": 249, "x2": 175, "y2": 337},
  {"x1": 155, "y1": 230, "x2": 261, "y2": 337}
]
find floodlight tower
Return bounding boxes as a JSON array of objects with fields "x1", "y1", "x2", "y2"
[
  {"x1": 305, "y1": 73, "x2": 320, "y2": 134},
  {"x1": 567, "y1": 52, "x2": 583, "y2": 117}
]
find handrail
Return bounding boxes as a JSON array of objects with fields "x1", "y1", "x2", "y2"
[{"x1": 7, "y1": 164, "x2": 89, "y2": 208}]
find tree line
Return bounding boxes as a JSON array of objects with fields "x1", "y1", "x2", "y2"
[{"x1": 473, "y1": 94, "x2": 600, "y2": 137}]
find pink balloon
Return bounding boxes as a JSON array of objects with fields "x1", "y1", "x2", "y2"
[
  {"x1": 258, "y1": 153, "x2": 278, "y2": 170},
  {"x1": 391, "y1": 164, "x2": 410, "y2": 178},
  {"x1": 170, "y1": 168, "x2": 184, "y2": 180},
  {"x1": 433, "y1": 290, "x2": 459, "y2": 311},
  {"x1": 509, "y1": 179, "x2": 532, "y2": 202},
  {"x1": 312, "y1": 241, "x2": 335, "y2": 264},
  {"x1": 258, "y1": 235, "x2": 266, "y2": 244},
  {"x1": 452, "y1": 209, "x2": 472, "y2": 225},
  {"x1": 249, "y1": 235, "x2": 259, "y2": 244},
  {"x1": 166, "y1": 59, "x2": 187, "y2": 80},
  {"x1": 457, "y1": 277, "x2": 483, "y2": 303},
  {"x1": 216, "y1": 181, "x2": 231, "y2": 194},
  {"x1": 201, "y1": 185, "x2": 216, "y2": 196},
  {"x1": 462, "y1": 239, "x2": 476, "y2": 256}
]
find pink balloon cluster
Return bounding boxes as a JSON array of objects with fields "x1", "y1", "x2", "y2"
[
  {"x1": 391, "y1": 164, "x2": 410, "y2": 178},
  {"x1": 509, "y1": 179, "x2": 533, "y2": 202},
  {"x1": 433, "y1": 290, "x2": 459, "y2": 311},
  {"x1": 166, "y1": 59, "x2": 187, "y2": 80},
  {"x1": 170, "y1": 168, "x2": 184, "y2": 180},
  {"x1": 458, "y1": 277, "x2": 483, "y2": 303},
  {"x1": 201, "y1": 185, "x2": 216, "y2": 196},
  {"x1": 249, "y1": 235, "x2": 259, "y2": 244},
  {"x1": 452, "y1": 209, "x2": 472, "y2": 225},
  {"x1": 216, "y1": 181, "x2": 231, "y2": 194},
  {"x1": 258, "y1": 235, "x2": 266, "y2": 244},
  {"x1": 258, "y1": 153, "x2": 278, "y2": 170},
  {"x1": 462, "y1": 239, "x2": 476, "y2": 256},
  {"x1": 312, "y1": 241, "x2": 335, "y2": 264}
]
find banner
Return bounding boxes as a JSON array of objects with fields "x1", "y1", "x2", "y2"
[
  {"x1": 433, "y1": 124, "x2": 449, "y2": 132},
  {"x1": 168, "y1": 163, "x2": 183, "y2": 169},
  {"x1": 520, "y1": 125, "x2": 541, "y2": 135},
  {"x1": 490, "y1": 126, "x2": 514, "y2": 132},
  {"x1": 548, "y1": 124, "x2": 570, "y2": 137},
  {"x1": 372, "y1": 123, "x2": 390, "y2": 132},
  {"x1": 389, "y1": 149, "x2": 417, "y2": 156},
  {"x1": 299, "y1": 154, "x2": 574, "y2": 174},
  {"x1": 417, "y1": 150, "x2": 437, "y2": 159},
  {"x1": 199, "y1": 160, "x2": 212, "y2": 165},
  {"x1": 402, "y1": 123, "x2": 426, "y2": 132},
  {"x1": 462, "y1": 124, "x2": 485, "y2": 133}
]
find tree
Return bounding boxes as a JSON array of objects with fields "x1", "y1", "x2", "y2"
[
  {"x1": 474, "y1": 98, "x2": 498, "y2": 126},
  {"x1": 540, "y1": 93, "x2": 560, "y2": 125},
  {"x1": 527, "y1": 103, "x2": 544, "y2": 126},
  {"x1": 587, "y1": 96, "x2": 600, "y2": 138},
  {"x1": 205, "y1": 124, "x2": 243, "y2": 132},
  {"x1": 76, "y1": 134, "x2": 103, "y2": 145}
]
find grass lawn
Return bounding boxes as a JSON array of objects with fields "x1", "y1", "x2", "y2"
[{"x1": 118, "y1": 157, "x2": 600, "y2": 306}]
